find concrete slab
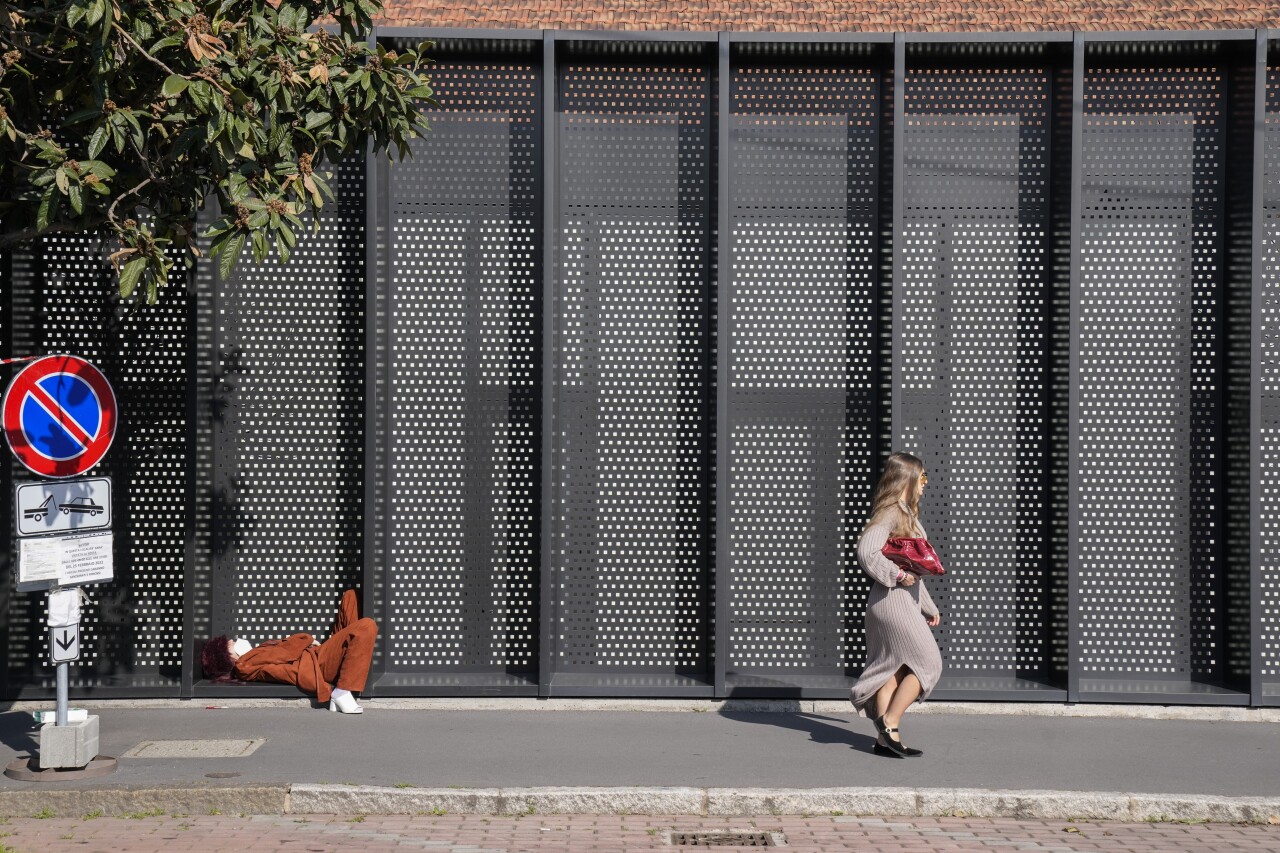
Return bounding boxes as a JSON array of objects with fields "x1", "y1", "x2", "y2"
[{"x1": 120, "y1": 739, "x2": 266, "y2": 759}]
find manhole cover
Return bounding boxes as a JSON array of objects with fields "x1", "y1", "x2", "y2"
[
  {"x1": 122, "y1": 739, "x2": 265, "y2": 758},
  {"x1": 669, "y1": 831, "x2": 780, "y2": 847}
]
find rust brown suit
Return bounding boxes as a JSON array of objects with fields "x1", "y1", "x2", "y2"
[{"x1": 232, "y1": 590, "x2": 377, "y2": 704}]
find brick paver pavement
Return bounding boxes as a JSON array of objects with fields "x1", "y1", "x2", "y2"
[{"x1": 0, "y1": 813, "x2": 1277, "y2": 853}]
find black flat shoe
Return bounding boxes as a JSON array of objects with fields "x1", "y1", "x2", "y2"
[
  {"x1": 870, "y1": 712, "x2": 921, "y2": 753},
  {"x1": 873, "y1": 741, "x2": 906, "y2": 758},
  {"x1": 874, "y1": 730, "x2": 910, "y2": 758}
]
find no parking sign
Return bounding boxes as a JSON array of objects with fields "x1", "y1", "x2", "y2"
[{"x1": 3, "y1": 355, "x2": 117, "y2": 478}]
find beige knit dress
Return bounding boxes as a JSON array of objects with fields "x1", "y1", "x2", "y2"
[{"x1": 849, "y1": 520, "x2": 943, "y2": 715}]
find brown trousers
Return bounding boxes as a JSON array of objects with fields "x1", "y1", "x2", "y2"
[{"x1": 315, "y1": 590, "x2": 377, "y2": 692}]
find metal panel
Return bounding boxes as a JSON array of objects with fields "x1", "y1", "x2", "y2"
[
  {"x1": 723, "y1": 41, "x2": 888, "y2": 694},
  {"x1": 894, "y1": 43, "x2": 1069, "y2": 695},
  {"x1": 7, "y1": 237, "x2": 189, "y2": 696},
  {"x1": 547, "y1": 41, "x2": 715, "y2": 693},
  {"x1": 1259, "y1": 39, "x2": 1280, "y2": 705},
  {"x1": 378, "y1": 38, "x2": 540, "y2": 690},
  {"x1": 1072, "y1": 41, "x2": 1246, "y2": 703},
  {"x1": 203, "y1": 160, "x2": 366, "y2": 662}
]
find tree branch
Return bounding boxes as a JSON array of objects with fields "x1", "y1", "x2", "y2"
[
  {"x1": 111, "y1": 22, "x2": 180, "y2": 79},
  {"x1": 107, "y1": 176, "x2": 153, "y2": 226},
  {"x1": 112, "y1": 22, "x2": 230, "y2": 96},
  {"x1": 0, "y1": 218, "x2": 104, "y2": 248}
]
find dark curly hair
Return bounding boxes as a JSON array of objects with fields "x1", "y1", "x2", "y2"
[{"x1": 201, "y1": 635, "x2": 234, "y2": 680}]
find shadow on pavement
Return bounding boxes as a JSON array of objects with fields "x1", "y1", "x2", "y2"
[
  {"x1": 0, "y1": 710, "x2": 40, "y2": 757},
  {"x1": 718, "y1": 708, "x2": 878, "y2": 755}
]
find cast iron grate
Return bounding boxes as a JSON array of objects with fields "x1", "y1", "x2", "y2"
[{"x1": 669, "y1": 831, "x2": 777, "y2": 846}]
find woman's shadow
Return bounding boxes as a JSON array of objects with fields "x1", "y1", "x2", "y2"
[{"x1": 717, "y1": 702, "x2": 878, "y2": 753}]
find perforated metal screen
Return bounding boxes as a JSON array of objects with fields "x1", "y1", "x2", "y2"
[
  {"x1": 206, "y1": 160, "x2": 367, "y2": 648},
  {"x1": 895, "y1": 46, "x2": 1068, "y2": 692},
  {"x1": 381, "y1": 40, "x2": 540, "y2": 681},
  {"x1": 5, "y1": 238, "x2": 189, "y2": 693},
  {"x1": 724, "y1": 44, "x2": 886, "y2": 686},
  {"x1": 1071, "y1": 46, "x2": 1237, "y2": 698},
  {"x1": 1260, "y1": 57, "x2": 1280, "y2": 701},
  {"x1": 549, "y1": 42, "x2": 714, "y2": 684}
]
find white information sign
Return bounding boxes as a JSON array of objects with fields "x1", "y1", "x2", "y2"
[
  {"x1": 15, "y1": 477, "x2": 112, "y2": 537},
  {"x1": 50, "y1": 624, "x2": 81, "y2": 663},
  {"x1": 18, "y1": 532, "x2": 113, "y2": 587}
]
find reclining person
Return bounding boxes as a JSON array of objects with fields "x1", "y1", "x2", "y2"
[{"x1": 200, "y1": 589, "x2": 376, "y2": 714}]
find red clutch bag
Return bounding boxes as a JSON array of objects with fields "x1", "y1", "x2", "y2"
[{"x1": 881, "y1": 537, "x2": 946, "y2": 576}]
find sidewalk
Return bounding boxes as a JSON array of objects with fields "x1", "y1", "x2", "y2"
[
  {"x1": 4, "y1": 813, "x2": 1280, "y2": 853},
  {"x1": 0, "y1": 700, "x2": 1277, "y2": 825}
]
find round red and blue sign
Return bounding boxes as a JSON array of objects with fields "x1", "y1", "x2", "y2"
[{"x1": 3, "y1": 355, "x2": 117, "y2": 478}]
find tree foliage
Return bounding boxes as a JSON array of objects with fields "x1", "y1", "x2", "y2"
[{"x1": 0, "y1": 1, "x2": 432, "y2": 303}]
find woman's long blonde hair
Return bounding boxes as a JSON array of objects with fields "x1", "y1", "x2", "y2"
[{"x1": 866, "y1": 452, "x2": 925, "y2": 537}]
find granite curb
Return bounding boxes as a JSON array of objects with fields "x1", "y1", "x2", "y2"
[
  {"x1": 283, "y1": 785, "x2": 1280, "y2": 824},
  {"x1": 8, "y1": 698, "x2": 1280, "y2": 722},
  {"x1": 4, "y1": 784, "x2": 1277, "y2": 824}
]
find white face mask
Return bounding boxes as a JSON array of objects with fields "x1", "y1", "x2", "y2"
[{"x1": 232, "y1": 638, "x2": 253, "y2": 657}]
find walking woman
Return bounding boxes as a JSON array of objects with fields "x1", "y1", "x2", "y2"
[{"x1": 850, "y1": 452, "x2": 943, "y2": 758}]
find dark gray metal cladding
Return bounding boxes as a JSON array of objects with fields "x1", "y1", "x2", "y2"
[{"x1": 0, "y1": 30, "x2": 1274, "y2": 707}]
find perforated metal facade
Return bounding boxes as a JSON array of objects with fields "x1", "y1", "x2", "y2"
[
  {"x1": 894, "y1": 42, "x2": 1072, "y2": 699},
  {"x1": 376, "y1": 39, "x2": 542, "y2": 692},
  {"x1": 721, "y1": 42, "x2": 888, "y2": 695},
  {"x1": 1, "y1": 30, "x2": 1276, "y2": 706},
  {"x1": 547, "y1": 41, "x2": 715, "y2": 694}
]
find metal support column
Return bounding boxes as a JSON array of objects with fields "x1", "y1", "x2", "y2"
[
  {"x1": 1065, "y1": 32, "x2": 1086, "y2": 704},
  {"x1": 538, "y1": 30, "x2": 558, "y2": 698}
]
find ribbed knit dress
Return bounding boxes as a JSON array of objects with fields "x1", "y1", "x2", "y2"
[{"x1": 849, "y1": 520, "x2": 943, "y2": 714}]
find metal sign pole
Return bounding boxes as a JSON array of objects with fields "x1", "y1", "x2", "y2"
[{"x1": 55, "y1": 659, "x2": 68, "y2": 727}]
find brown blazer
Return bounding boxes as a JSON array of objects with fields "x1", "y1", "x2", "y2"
[{"x1": 232, "y1": 633, "x2": 331, "y2": 703}]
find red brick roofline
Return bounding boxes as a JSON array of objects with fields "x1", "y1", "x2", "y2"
[{"x1": 372, "y1": 0, "x2": 1277, "y2": 32}]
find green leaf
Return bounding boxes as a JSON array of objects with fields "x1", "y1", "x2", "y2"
[
  {"x1": 218, "y1": 233, "x2": 245, "y2": 281},
  {"x1": 37, "y1": 189, "x2": 55, "y2": 231},
  {"x1": 162, "y1": 75, "x2": 190, "y2": 97},
  {"x1": 84, "y1": 0, "x2": 106, "y2": 27},
  {"x1": 66, "y1": 3, "x2": 86, "y2": 28},
  {"x1": 188, "y1": 81, "x2": 213, "y2": 113},
  {"x1": 68, "y1": 182, "x2": 83, "y2": 214},
  {"x1": 118, "y1": 256, "x2": 148, "y2": 299},
  {"x1": 149, "y1": 34, "x2": 183, "y2": 52},
  {"x1": 87, "y1": 124, "x2": 110, "y2": 159},
  {"x1": 82, "y1": 160, "x2": 116, "y2": 179},
  {"x1": 304, "y1": 111, "x2": 332, "y2": 131},
  {"x1": 55, "y1": 168, "x2": 69, "y2": 195},
  {"x1": 61, "y1": 107, "x2": 103, "y2": 127}
]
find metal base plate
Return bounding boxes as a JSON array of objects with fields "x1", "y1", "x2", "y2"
[{"x1": 4, "y1": 754, "x2": 118, "y2": 781}]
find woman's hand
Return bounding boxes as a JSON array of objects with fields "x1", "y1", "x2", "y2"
[
  {"x1": 925, "y1": 613, "x2": 940, "y2": 627},
  {"x1": 899, "y1": 572, "x2": 916, "y2": 587}
]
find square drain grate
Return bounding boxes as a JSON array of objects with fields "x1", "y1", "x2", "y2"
[{"x1": 669, "y1": 831, "x2": 778, "y2": 847}]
